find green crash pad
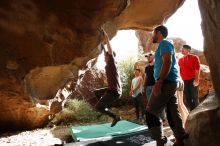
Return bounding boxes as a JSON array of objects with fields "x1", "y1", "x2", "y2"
[{"x1": 71, "y1": 120, "x2": 148, "y2": 141}]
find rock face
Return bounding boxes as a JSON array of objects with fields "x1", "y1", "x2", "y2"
[
  {"x1": 185, "y1": 91, "x2": 220, "y2": 146},
  {"x1": 198, "y1": 0, "x2": 220, "y2": 100},
  {"x1": 0, "y1": 0, "x2": 184, "y2": 130},
  {"x1": 184, "y1": 1, "x2": 220, "y2": 145},
  {"x1": 24, "y1": 65, "x2": 78, "y2": 100},
  {"x1": 70, "y1": 65, "x2": 107, "y2": 106},
  {"x1": 199, "y1": 64, "x2": 213, "y2": 100},
  {"x1": 0, "y1": 74, "x2": 50, "y2": 130}
]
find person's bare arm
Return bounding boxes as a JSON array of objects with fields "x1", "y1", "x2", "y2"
[
  {"x1": 194, "y1": 69, "x2": 200, "y2": 86},
  {"x1": 102, "y1": 30, "x2": 113, "y2": 55},
  {"x1": 193, "y1": 56, "x2": 200, "y2": 86},
  {"x1": 142, "y1": 73, "x2": 147, "y2": 92},
  {"x1": 143, "y1": 73, "x2": 146, "y2": 86},
  {"x1": 130, "y1": 81, "x2": 134, "y2": 96},
  {"x1": 100, "y1": 43, "x2": 106, "y2": 53}
]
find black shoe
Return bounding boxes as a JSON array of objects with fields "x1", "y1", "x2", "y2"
[
  {"x1": 161, "y1": 136, "x2": 167, "y2": 144},
  {"x1": 111, "y1": 116, "x2": 121, "y2": 127},
  {"x1": 157, "y1": 136, "x2": 167, "y2": 146}
]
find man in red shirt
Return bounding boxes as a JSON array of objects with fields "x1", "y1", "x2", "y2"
[{"x1": 178, "y1": 45, "x2": 200, "y2": 111}]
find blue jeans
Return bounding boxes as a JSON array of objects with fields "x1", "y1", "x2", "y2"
[{"x1": 146, "y1": 86, "x2": 153, "y2": 101}]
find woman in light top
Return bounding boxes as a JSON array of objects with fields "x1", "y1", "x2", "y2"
[{"x1": 130, "y1": 68, "x2": 145, "y2": 121}]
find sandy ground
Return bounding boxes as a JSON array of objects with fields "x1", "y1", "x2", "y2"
[{"x1": 0, "y1": 105, "x2": 173, "y2": 146}]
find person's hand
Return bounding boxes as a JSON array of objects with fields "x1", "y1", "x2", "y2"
[
  {"x1": 193, "y1": 79, "x2": 199, "y2": 86},
  {"x1": 101, "y1": 28, "x2": 108, "y2": 42},
  {"x1": 142, "y1": 87, "x2": 145, "y2": 93},
  {"x1": 100, "y1": 43, "x2": 105, "y2": 51},
  {"x1": 152, "y1": 81, "x2": 162, "y2": 96},
  {"x1": 129, "y1": 90, "x2": 133, "y2": 96}
]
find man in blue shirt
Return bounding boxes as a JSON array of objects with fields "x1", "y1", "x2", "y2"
[{"x1": 145, "y1": 25, "x2": 187, "y2": 146}]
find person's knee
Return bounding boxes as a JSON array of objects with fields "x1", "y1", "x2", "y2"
[{"x1": 145, "y1": 111, "x2": 161, "y2": 128}]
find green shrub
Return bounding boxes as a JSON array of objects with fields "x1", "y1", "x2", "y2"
[
  {"x1": 52, "y1": 99, "x2": 107, "y2": 125},
  {"x1": 66, "y1": 99, "x2": 104, "y2": 122},
  {"x1": 118, "y1": 56, "x2": 136, "y2": 101}
]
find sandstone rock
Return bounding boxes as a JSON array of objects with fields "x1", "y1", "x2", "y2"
[
  {"x1": 24, "y1": 64, "x2": 78, "y2": 100},
  {"x1": 70, "y1": 66, "x2": 107, "y2": 106},
  {"x1": 0, "y1": 74, "x2": 50, "y2": 130},
  {"x1": 199, "y1": 64, "x2": 213, "y2": 101},
  {"x1": 114, "y1": 0, "x2": 184, "y2": 29},
  {"x1": 198, "y1": 0, "x2": 220, "y2": 100},
  {"x1": 185, "y1": 91, "x2": 220, "y2": 146}
]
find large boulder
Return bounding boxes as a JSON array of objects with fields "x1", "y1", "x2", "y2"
[
  {"x1": 185, "y1": 91, "x2": 220, "y2": 146},
  {"x1": 198, "y1": 0, "x2": 220, "y2": 99},
  {"x1": 24, "y1": 64, "x2": 78, "y2": 100},
  {"x1": 185, "y1": 1, "x2": 220, "y2": 145},
  {"x1": 70, "y1": 65, "x2": 107, "y2": 106},
  {"x1": 0, "y1": 74, "x2": 50, "y2": 130},
  {"x1": 199, "y1": 64, "x2": 213, "y2": 100}
]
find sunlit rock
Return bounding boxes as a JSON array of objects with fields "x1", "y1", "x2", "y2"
[
  {"x1": 24, "y1": 64, "x2": 78, "y2": 100},
  {"x1": 185, "y1": 91, "x2": 220, "y2": 146},
  {"x1": 0, "y1": 74, "x2": 50, "y2": 130},
  {"x1": 70, "y1": 65, "x2": 107, "y2": 106}
]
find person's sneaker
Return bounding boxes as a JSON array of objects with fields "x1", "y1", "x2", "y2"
[
  {"x1": 156, "y1": 136, "x2": 167, "y2": 146},
  {"x1": 111, "y1": 116, "x2": 121, "y2": 127}
]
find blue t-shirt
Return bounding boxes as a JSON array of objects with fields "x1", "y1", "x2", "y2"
[{"x1": 154, "y1": 40, "x2": 180, "y2": 82}]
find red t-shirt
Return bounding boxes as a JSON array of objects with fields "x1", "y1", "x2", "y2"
[{"x1": 178, "y1": 54, "x2": 200, "y2": 80}]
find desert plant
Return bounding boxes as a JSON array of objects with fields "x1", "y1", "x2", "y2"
[
  {"x1": 118, "y1": 56, "x2": 137, "y2": 100},
  {"x1": 52, "y1": 99, "x2": 107, "y2": 125},
  {"x1": 66, "y1": 99, "x2": 103, "y2": 122}
]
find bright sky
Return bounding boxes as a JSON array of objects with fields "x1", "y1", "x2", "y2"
[
  {"x1": 165, "y1": 0, "x2": 203, "y2": 50},
  {"x1": 110, "y1": 30, "x2": 139, "y2": 61},
  {"x1": 96, "y1": 0, "x2": 203, "y2": 68}
]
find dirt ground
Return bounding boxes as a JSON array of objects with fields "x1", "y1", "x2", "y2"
[{"x1": 0, "y1": 105, "x2": 173, "y2": 146}]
